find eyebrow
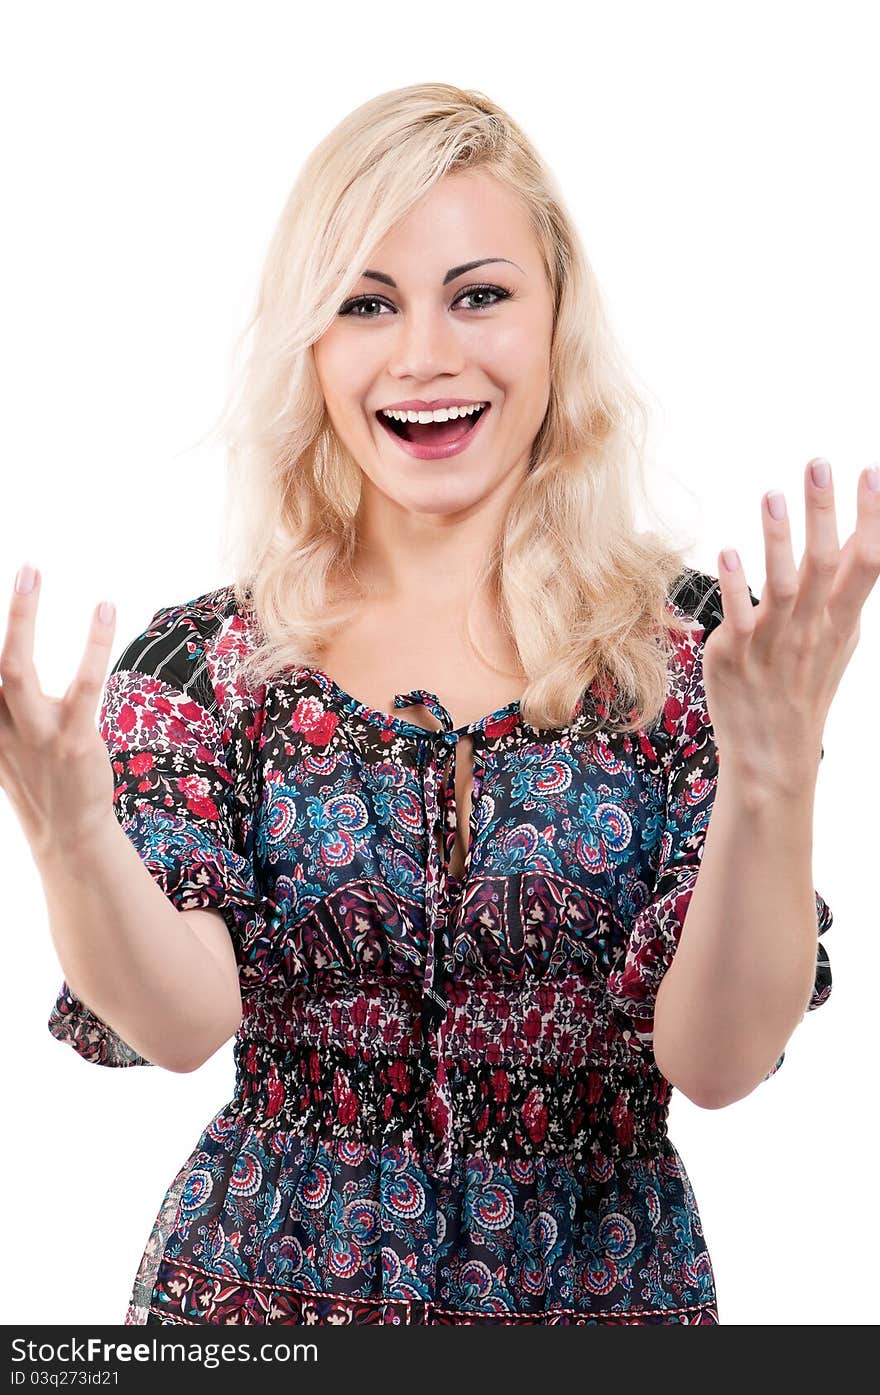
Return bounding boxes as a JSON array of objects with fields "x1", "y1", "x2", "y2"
[{"x1": 360, "y1": 258, "x2": 523, "y2": 288}]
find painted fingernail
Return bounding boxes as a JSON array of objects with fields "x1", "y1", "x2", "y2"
[
  {"x1": 722, "y1": 548, "x2": 741, "y2": 571},
  {"x1": 98, "y1": 601, "x2": 115, "y2": 625},
  {"x1": 810, "y1": 459, "x2": 831, "y2": 487},
  {"x1": 767, "y1": 490, "x2": 787, "y2": 520},
  {"x1": 14, "y1": 562, "x2": 36, "y2": 594},
  {"x1": 867, "y1": 464, "x2": 880, "y2": 493}
]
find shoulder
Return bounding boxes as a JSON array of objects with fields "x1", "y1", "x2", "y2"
[
  {"x1": 666, "y1": 566, "x2": 760, "y2": 642},
  {"x1": 666, "y1": 566, "x2": 723, "y2": 636},
  {"x1": 109, "y1": 583, "x2": 242, "y2": 717}
]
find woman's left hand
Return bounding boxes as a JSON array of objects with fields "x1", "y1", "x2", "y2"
[{"x1": 701, "y1": 457, "x2": 880, "y2": 797}]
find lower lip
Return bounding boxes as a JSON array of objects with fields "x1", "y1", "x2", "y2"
[{"x1": 376, "y1": 405, "x2": 491, "y2": 460}]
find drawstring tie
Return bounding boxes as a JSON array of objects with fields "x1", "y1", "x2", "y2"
[{"x1": 393, "y1": 689, "x2": 465, "y2": 1180}]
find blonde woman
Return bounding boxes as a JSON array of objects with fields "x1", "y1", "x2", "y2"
[{"x1": 7, "y1": 83, "x2": 876, "y2": 1326}]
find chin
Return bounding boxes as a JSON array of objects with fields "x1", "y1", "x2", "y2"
[{"x1": 389, "y1": 476, "x2": 496, "y2": 514}]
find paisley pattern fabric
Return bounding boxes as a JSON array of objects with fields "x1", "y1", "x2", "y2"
[{"x1": 47, "y1": 568, "x2": 832, "y2": 1325}]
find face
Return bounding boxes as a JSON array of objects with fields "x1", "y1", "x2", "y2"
[{"x1": 312, "y1": 169, "x2": 555, "y2": 522}]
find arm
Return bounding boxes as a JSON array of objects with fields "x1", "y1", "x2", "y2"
[
  {"x1": 652, "y1": 766, "x2": 819, "y2": 1108},
  {"x1": 652, "y1": 449, "x2": 878, "y2": 1106},
  {"x1": 38, "y1": 811, "x2": 242, "y2": 1073}
]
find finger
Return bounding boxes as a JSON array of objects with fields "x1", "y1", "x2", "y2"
[
  {"x1": 0, "y1": 563, "x2": 49, "y2": 740},
  {"x1": 794, "y1": 457, "x2": 841, "y2": 624},
  {"x1": 829, "y1": 464, "x2": 880, "y2": 634},
  {"x1": 60, "y1": 598, "x2": 117, "y2": 731},
  {"x1": 752, "y1": 478, "x2": 798, "y2": 647},
  {"x1": 714, "y1": 547, "x2": 757, "y2": 644}
]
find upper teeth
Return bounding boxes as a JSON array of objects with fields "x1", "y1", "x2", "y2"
[{"x1": 380, "y1": 403, "x2": 487, "y2": 423}]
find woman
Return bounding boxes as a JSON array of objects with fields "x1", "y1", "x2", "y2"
[{"x1": 6, "y1": 83, "x2": 876, "y2": 1325}]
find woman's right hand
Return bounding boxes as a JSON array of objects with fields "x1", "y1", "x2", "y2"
[{"x1": 0, "y1": 563, "x2": 118, "y2": 865}]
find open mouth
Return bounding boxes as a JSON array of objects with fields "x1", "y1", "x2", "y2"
[{"x1": 376, "y1": 404, "x2": 488, "y2": 447}]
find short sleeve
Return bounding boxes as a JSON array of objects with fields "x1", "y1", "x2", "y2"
[
  {"x1": 607, "y1": 571, "x2": 833, "y2": 1080},
  {"x1": 47, "y1": 595, "x2": 265, "y2": 1067}
]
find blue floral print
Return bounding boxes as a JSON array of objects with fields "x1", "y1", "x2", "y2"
[{"x1": 47, "y1": 569, "x2": 832, "y2": 1324}]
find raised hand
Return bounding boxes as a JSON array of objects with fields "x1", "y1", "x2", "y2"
[
  {"x1": 0, "y1": 564, "x2": 118, "y2": 864},
  {"x1": 702, "y1": 458, "x2": 880, "y2": 796}
]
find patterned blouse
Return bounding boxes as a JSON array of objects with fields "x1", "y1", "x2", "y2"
[{"x1": 47, "y1": 568, "x2": 832, "y2": 1326}]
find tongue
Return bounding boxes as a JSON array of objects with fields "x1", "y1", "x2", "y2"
[{"x1": 400, "y1": 413, "x2": 476, "y2": 444}]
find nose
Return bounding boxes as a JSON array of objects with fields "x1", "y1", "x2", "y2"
[{"x1": 384, "y1": 303, "x2": 466, "y2": 384}]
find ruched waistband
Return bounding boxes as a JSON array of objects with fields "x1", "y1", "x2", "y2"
[{"x1": 228, "y1": 1032, "x2": 671, "y2": 1175}]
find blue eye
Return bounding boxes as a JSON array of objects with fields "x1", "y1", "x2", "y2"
[
  {"x1": 338, "y1": 283, "x2": 512, "y2": 318},
  {"x1": 454, "y1": 284, "x2": 512, "y2": 311}
]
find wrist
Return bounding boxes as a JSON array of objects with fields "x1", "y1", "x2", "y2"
[
  {"x1": 32, "y1": 806, "x2": 122, "y2": 877},
  {"x1": 715, "y1": 752, "x2": 818, "y2": 817}
]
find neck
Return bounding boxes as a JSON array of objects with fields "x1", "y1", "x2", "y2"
[{"x1": 351, "y1": 470, "x2": 524, "y2": 609}]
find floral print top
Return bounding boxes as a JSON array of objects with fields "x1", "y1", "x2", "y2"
[{"x1": 47, "y1": 568, "x2": 832, "y2": 1326}]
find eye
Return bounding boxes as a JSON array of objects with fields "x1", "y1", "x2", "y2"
[
  {"x1": 337, "y1": 295, "x2": 393, "y2": 319},
  {"x1": 337, "y1": 283, "x2": 513, "y2": 318},
  {"x1": 453, "y1": 283, "x2": 512, "y2": 311}
]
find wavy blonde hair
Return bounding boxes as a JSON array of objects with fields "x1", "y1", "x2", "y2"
[{"x1": 210, "y1": 82, "x2": 699, "y2": 734}]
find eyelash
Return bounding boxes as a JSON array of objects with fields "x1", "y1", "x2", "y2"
[{"x1": 338, "y1": 283, "x2": 513, "y2": 318}]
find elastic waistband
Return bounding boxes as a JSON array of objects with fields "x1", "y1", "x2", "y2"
[{"x1": 228, "y1": 1033, "x2": 670, "y2": 1167}]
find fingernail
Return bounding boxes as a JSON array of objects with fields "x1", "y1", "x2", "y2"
[
  {"x1": 15, "y1": 562, "x2": 36, "y2": 594},
  {"x1": 722, "y1": 548, "x2": 741, "y2": 572},
  {"x1": 766, "y1": 490, "x2": 787, "y2": 520},
  {"x1": 98, "y1": 600, "x2": 115, "y2": 625},
  {"x1": 867, "y1": 464, "x2": 880, "y2": 493},
  {"x1": 810, "y1": 459, "x2": 831, "y2": 487}
]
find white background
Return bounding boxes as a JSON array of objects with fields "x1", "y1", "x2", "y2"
[{"x1": 1, "y1": 0, "x2": 877, "y2": 1326}]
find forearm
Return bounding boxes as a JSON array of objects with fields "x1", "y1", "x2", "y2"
[
  {"x1": 652, "y1": 766, "x2": 819, "y2": 1108},
  {"x1": 36, "y1": 812, "x2": 241, "y2": 1072}
]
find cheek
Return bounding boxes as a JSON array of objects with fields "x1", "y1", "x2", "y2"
[
  {"x1": 312, "y1": 334, "x2": 368, "y2": 413},
  {"x1": 511, "y1": 326, "x2": 552, "y2": 407},
  {"x1": 478, "y1": 321, "x2": 547, "y2": 389}
]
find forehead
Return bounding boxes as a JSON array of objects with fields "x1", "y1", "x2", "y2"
[{"x1": 366, "y1": 171, "x2": 536, "y2": 272}]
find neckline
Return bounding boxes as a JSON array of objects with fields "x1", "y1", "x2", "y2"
[{"x1": 295, "y1": 662, "x2": 525, "y2": 741}]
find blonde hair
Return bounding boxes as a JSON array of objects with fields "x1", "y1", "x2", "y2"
[{"x1": 211, "y1": 82, "x2": 699, "y2": 733}]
